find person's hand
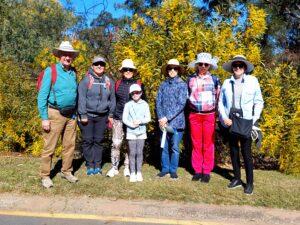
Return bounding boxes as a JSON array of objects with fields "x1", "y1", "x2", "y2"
[
  {"x1": 108, "y1": 117, "x2": 113, "y2": 128},
  {"x1": 133, "y1": 120, "x2": 141, "y2": 127},
  {"x1": 159, "y1": 117, "x2": 168, "y2": 128},
  {"x1": 223, "y1": 118, "x2": 232, "y2": 127},
  {"x1": 80, "y1": 118, "x2": 88, "y2": 125},
  {"x1": 42, "y1": 120, "x2": 51, "y2": 132}
]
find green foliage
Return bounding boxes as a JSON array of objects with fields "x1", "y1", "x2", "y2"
[
  {"x1": 0, "y1": 59, "x2": 41, "y2": 152},
  {"x1": 0, "y1": 0, "x2": 298, "y2": 174},
  {"x1": 113, "y1": 0, "x2": 266, "y2": 130},
  {"x1": 0, "y1": 0, "x2": 76, "y2": 62},
  {"x1": 259, "y1": 64, "x2": 300, "y2": 173}
]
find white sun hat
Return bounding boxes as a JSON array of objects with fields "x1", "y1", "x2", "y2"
[
  {"x1": 119, "y1": 59, "x2": 137, "y2": 71},
  {"x1": 188, "y1": 52, "x2": 218, "y2": 70},
  {"x1": 52, "y1": 41, "x2": 79, "y2": 58}
]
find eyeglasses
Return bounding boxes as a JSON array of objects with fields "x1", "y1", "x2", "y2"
[
  {"x1": 167, "y1": 66, "x2": 179, "y2": 71},
  {"x1": 232, "y1": 63, "x2": 245, "y2": 69},
  {"x1": 198, "y1": 63, "x2": 210, "y2": 67},
  {"x1": 122, "y1": 68, "x2": 135, "y2": 72},
  {"x1": 93, "y1": 62, "x2": 106, "y2": 67},
  {"x1": 131, "y1": 91, "x2": 142, "y2": 95}
]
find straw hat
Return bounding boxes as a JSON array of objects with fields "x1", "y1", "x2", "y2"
[
  {"x1": 188, "y1": 52, "x2": 218, "y2": 70},
  {"x1": 52, "y1": 41, "x2": 79, "y2": 58},
  {"x1": 161, "y1": 59, "x2": 185, "y2": 75},
  {"x1": 222, "y1": 55, "x2": 254, "y2": 73}
]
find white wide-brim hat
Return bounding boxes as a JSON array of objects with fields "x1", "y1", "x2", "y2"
[
  {"x1": 188, "y1": 52, "x2": 218, "y2": 70},
  {"x1": 223, "y1": 55, "x2": 254, "y2": 73},
  {"x1": 161, "y1": 59, "x2": 185, "y2": 75},
  {"x1": 52, "y1": 41, "x2": 79, "y2": 58},
  {"x1": 119, "y1": 59, "x2": 137, "y2": 71},
  {"x1": 129, "y1": 83, "x2": 142, "y2": 93}
]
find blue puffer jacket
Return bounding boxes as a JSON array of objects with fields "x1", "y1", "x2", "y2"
[{"x1": 156, "y1": 76, "x2": 188, "y2": 129}]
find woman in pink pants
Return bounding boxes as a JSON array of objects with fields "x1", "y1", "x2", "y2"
[{"x1": 187, "y1": 52, "x2": 220, "y2": 183}]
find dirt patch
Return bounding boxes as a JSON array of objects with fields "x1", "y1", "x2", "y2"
[{"x1": 0, "y1": 194, "x2": 299, "y2": 225}]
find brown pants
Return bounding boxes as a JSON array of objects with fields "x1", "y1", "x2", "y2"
[{"x1": 40, "y1": 108, "x2": 77, "y2": 178}]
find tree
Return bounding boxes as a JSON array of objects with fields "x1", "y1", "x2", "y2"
[
  {"x1": 113, "y1": 0, "x2": 266, "y2": 134},
  {"x1": 0, "y1": 0, "x2": 77, "y2": 63}
]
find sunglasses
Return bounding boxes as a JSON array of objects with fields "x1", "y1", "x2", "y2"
[
  {"x1": 122, "y1": 68, "x2": 135, "y2": 72},
  {"x1": 232, "y1": 63, "x2": 245, "y2": 68},
  {"x1": 167, "y1": 66, "x2": 179, "y2": 71},
  {"x1": 131, "y1": 91, "x2": 142, "y2": 95},
  {"x1": 93, "y1": 62, "x2": 106, "y2": 67},
  {"x1": 198, "y1": 63, "x2": 210, "y2": 67}
]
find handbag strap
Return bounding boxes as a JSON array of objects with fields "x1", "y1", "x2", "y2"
[{"x1": 231, "y1": 81, "x2": 235, "y2": 108}]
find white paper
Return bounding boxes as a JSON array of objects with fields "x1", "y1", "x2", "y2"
[{"x1": 160, "y1": 130, "x2": 167, "y2": 148}]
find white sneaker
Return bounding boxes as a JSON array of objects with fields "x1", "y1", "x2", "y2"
[
  {"x1": 124, "y1": 167, "x2": 130, "y2": 177},
  {"x1": 41, "y1": 177, "x2": 53, "y2": 188},
  {"x1": 61, "y1": 173, "x2": 78, "y2": 183},
  {"x1": 129, "y1": 173, "x2": 137, "y2": 182},
  {"x1": 106, "y1": 167, "x2": 118, "y2": 177},
  {"x1": 136, "y1": 172, "x2": 143, "y2": 182}
]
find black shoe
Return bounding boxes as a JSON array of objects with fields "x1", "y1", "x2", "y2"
[
  {"x1": 228, "y1": 179, "x2": 242, "y2": 189},
  {"x1": 192, "y1": 173, "x2": 202, "y2": 181},
  {"x1": 201, "y1": 174, "x2": 210, "y2": 183},
  {"x1": 244, "y1": 184, "x2": 254, "y2": 195},
  {"x1": 157, "y1": 171, "x2": 168, "y2": 178},
  {"x1": 170, "y1": 173, "x2": 178, "y2": 180}
]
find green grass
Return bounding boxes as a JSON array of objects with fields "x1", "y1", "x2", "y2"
[{"x1": 0, "y1": 155, "x2": 299, "y2": 210}]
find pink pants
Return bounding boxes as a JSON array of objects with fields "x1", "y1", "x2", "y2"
[{"x1": 189, "y1": 112, "x2": 216, "y2": 175}]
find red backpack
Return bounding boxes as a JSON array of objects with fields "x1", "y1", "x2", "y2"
[
  {"x1": 115, "y1": 79, "x2": 141, "y2": 91},
  {"x1": 37, "y1": 65, "x2": 57, "y2": 91},
  {"x1": 87, "y1": 74, "x2": 111, "y2": 90}
]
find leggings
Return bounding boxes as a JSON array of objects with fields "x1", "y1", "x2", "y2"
[{"x1": 128, "y1": 139, "x2": 145, "y2": 173}]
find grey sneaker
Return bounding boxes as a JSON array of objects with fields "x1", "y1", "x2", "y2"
[
  {"x1": 61, "y1": 173, "x2": 78, "y2": 183},
  {"x1": 41, "y1": 177, "x2": 53, "y2": 188}
]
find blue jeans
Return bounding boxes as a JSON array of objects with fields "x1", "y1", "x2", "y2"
[{"x1": 160, "y1": 129, "x2": 184, "y2": 174}]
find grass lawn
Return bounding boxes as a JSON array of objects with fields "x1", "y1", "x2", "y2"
[{"x1": 0, "y1": 155, "x2": 299, "y2": 210}]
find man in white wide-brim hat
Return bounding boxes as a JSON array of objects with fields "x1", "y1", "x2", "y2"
[
  {"x1": 218, "y1": 54, "x2": 264, "y2": 195},
  {"x1": 187, "y1": 52, "x2": 221, "y2": 183},
  {"x1": 38, "y1": 41, "x2": 80, "y2": 188}
]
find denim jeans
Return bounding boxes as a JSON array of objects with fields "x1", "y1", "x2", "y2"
[{"x1": 160, "y1": 129, "x2": 184, "y2": 174}]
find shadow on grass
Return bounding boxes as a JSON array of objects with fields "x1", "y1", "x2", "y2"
[
  {"x1": 49, "y1": 158, "x2": 84, "y2": 179},
  {"x1": 212, "y1": 165, "x2": 234, "y2": 181}
]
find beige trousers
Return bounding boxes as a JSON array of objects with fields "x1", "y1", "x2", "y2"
[{"x1": 40, "y1": 108, "x2": 77, "y2": 178}]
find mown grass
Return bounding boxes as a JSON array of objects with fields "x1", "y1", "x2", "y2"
[{"x1": 0, "y1": 155, "x2": 299, "y2": 210}]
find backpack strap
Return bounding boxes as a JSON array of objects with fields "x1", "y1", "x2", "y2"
[
  {"x1": 87, "y1": 74, "x2": 94, "y2": 90},
  {"x1": 105, "y1": 76, "x2": 111, "y2": 90},
  {"x1": 211, "y1": 74, "x2": 218, "y2": 90},
  {"x1": 50, "y1": 64, "x2": 57, "y2": 88},
  {"x1": 115, "y1": 79, "x2": 122, "y2": 91},
  {"x1": 115, "y1": 79, "x2": 141, "y2": 92}
]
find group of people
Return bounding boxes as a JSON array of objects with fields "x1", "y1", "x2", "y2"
[{"x1": 37, "y1": 41, "x2": 264, "y2": 195}]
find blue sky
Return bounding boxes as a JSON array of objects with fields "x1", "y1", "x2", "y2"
[{"x1": 60, "y1": 0, "x2": 128, "y2": 23}]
